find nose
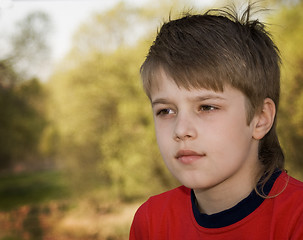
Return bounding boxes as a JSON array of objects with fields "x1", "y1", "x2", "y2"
[{"x1": 173, "y1": 113, "x2": 197, "y2": 141}]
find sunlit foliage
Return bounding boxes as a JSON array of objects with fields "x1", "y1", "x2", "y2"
[
  {"x1": 47, "y1": 0, "x2": 206, "y2": 200},
  {"x1": 268, "y1": 0, "x2": 303, "y2": 177}
]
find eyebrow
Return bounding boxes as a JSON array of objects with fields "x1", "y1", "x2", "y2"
[
  {"x1": 151, "y1": 95, "x2": 227, "y2": 107},
  {"x1": 193, "y1": 95, "x2": 227, "y2": 102},
  {"x1": 151, "y1": 98, "x2": 170, "y2": 107}
]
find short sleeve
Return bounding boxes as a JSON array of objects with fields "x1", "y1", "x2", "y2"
[{"x1": 129, "y1": 202, "x2": 150, "y2": 240}]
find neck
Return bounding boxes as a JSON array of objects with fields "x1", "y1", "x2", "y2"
[
  {"x1": 194, "y1": 183, "x2": 253, "y2": 215},
  {"x1": 193, "y1": 164, "x2": 262, "y2": 215}
]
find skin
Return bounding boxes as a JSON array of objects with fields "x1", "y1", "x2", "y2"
[{"x1": 150, "y1": 70, "x2": 275, "y2": 215}]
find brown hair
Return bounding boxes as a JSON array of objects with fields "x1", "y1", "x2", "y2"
[{"x1": 140, "y1": 4, "x2": 285, "y2": 191}]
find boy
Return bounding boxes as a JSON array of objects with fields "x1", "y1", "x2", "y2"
[{"x1": 130, "y1": 4, "x2": 303, "y2": 240}]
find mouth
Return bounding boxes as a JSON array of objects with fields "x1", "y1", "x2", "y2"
[{"x1": 175, "y1": 150, "x2": 206, "y2": 164}]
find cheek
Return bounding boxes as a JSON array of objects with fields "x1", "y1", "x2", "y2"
[
  {"x1": 154, "y1": 122, "x2": 170, "y2": 151},
  {"x1": 205, "y1": 116, "x2": 251, "y2": 152}
]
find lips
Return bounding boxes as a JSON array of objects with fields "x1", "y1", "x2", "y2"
[{"x1": 175, "y1": 150, "x2": 205, "y2": 164}]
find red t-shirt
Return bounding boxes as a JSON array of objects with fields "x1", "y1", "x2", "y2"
[{"x1": 130, "y1": 172, "x2": 303, "y2": 239}]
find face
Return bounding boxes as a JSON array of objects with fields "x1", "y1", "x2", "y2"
[{"x1": 150, "y1": 71, "x2": 261, "y2": 191}]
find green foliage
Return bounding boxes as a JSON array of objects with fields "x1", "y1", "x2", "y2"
[
  {"x1": 0, "y1": 74, "x2": 47, "y2": 170},
  {"x1": 0, "y1": 60, "x2": 19, "y2": 87},
  {"x1": 0, "y1": 10, "x2": 53, "y2": 172},
  {"x1": 48, "y1": 2, "x2": 189, "y2": 200},
  {"x1": 269, "y1": 1, "x2": 303, "y2": 176},
  {"x1": 0, "y1": 170, "x2": 70, "y2": 211},
  {"x1": 49, "y1": 43, "x2": 176, "y2": 199}
]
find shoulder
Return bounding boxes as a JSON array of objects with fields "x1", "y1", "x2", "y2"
[
  {"x1": 287, "y1": 174, "x2": 303, "y2": 190},
  {"x1": 279, "y1": 173, "x2": 303, "y2": 237},
  {"x1": 130, "y1": 186, "x2": 191, "y2": 239},
  {"x1": 271, "y1": 172, "x2": 303, "y2": 233},
  {"x1": 149, "y1": 185, "x2": 190, "y2": 204},
  {"x1": 279, "y1": 173, "x2": 303, "y2": 213},
  {"x1": 275, "y1": 172, "x2": 303, "y2": 199},
  {"x1": 132, "y1": 186, "x2": 191, "y2": 222},
  {"x1": 271, "y1": 172, "x2": 303, "y2": 207},
  {"x1": 138, "y1": 185, "x2": 190, "y2": 214}
]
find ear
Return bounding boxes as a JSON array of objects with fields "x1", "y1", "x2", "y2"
[{"x1": 252, "y1": 98, "x2": 276, "y2": 140}]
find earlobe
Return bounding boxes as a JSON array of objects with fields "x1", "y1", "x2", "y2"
[{"x1": 252, "y1": 98, "x2": 276, "y2": 140}]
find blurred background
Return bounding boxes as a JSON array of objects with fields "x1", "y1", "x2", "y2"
[{"x1": 0, "y1": 0, "x2": 302, "y2": 239}]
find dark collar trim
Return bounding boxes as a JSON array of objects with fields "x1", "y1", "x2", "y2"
[{"x1": 191, "y1": 170, "x2": 282, "y2": 228}]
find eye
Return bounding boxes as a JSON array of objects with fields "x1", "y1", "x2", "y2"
[
  {"x1": 156, "y1": 108, "x2": 175, "y2": 116},
  {"x1": 200, "y1": 105, "x2": 217, "y2": 112}
]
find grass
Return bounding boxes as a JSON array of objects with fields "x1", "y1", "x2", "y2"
[
  {"x1": 0, "y1": 170, "x2": 141, "y2": 240},
  {"x1": 0, "y1": 170, "x2": 71, "y2": 211}
]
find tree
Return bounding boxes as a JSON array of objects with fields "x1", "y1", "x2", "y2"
[
  {"x1": 269, "y1": 1, "x2": 303, "y2": 177},
  {"x1": 3, "y1": 11, "x2": 52, "y2": 80},
  {"x1": 0, "y1": 11, "x2": 52, "y2": 172},
  {"x1": 0, "y1": 75, "x2": 47, "y2": 171}
]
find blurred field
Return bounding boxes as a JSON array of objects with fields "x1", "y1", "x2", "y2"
[
  {"x1": 0, "y1": 171, "x2": 70, "y2": 210},
  {"x1": 0, "y1": 171, "x2": 140, "y2": 240}
]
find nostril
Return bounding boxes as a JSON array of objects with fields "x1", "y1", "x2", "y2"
[{"x1": 174, "y1": 133, "x2": 192, "y2": 141}]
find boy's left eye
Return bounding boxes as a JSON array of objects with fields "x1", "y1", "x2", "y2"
[
  {"x1": 156, "y1": 108, "x2": 175, "y2": 116},
  {"x1": 200, "y1": 105, "x2": 217, "y2": 111}
]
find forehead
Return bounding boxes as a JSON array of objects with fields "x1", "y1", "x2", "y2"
[
  {"x1": 150, "y1": 69, "x2": 246, "y2": 103},
  {"x1": 149, "y1": 68, "x2": 224, "y2": 97},
  {"x1": 146, "y1": 66, "x2": 227, "y2": 100}
]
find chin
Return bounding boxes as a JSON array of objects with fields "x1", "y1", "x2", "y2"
[
  {"x1": 178, "y1": 179, "x2": 208, "y2": 190},
  {"x1": 177, "y1": 176, "x2": 217, "y2": 190}
]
